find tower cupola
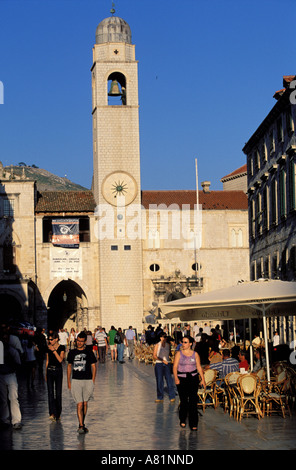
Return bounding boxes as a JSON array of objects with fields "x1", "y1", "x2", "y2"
[{"x1": 95, "y1": 16, "x2": 132, "y2": 44}]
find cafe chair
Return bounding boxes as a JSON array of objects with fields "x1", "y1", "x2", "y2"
[
  {"x1": 197, "y1": 368, "x2": 217, "y2": 412},
  {"x1": 263, "y1": 370, "x2": 291, "y2": 418},
  {"x1": 224, "y1": 372, "x2": 241, "y2": 419},
  {"x1": 236, "y1": 373, "x2": 262, "y2": 421}
]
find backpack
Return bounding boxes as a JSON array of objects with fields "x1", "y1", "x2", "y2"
[{"x1": 114, "y1": 332, "x2": 122, "y2": 344}]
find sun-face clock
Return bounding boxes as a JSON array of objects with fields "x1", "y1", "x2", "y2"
[{"x1": 101, "y1": 171, "x2": 138, "y2": 206}]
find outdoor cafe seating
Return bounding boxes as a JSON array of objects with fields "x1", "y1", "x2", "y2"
[
  {"x1": 134, "y1": 341, "x2": 295, "y2": 421},
  {"x1": 199, "y1": 361, "x2": 295, "y2": 422}
]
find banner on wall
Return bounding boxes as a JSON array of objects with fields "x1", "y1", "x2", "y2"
[
  {"x1": 52, "y1": 219, "x2": 79, "y2": 248},
  {"x1": 50, "y1": 246, "x2": 82, "y2": 279}
]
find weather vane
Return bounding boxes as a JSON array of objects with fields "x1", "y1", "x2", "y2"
[{"x1": 110, "y1": 2, "x2": 116, "y2": 15}]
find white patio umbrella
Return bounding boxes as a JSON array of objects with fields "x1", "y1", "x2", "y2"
[{"x1": 160, "y1": 279, "x2": 296, "y2": 382}]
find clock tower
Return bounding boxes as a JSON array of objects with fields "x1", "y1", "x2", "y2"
[{"x1": 91, "y1": 13, "x2": 143, "y2": 330}]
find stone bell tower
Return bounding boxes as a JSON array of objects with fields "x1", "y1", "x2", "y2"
[{"x1": 91, "y1": 13, "x2": 143, "y2": 331}]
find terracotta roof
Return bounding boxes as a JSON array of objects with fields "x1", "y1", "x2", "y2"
[
  {"x1": 35, "y1": 189, "x2": 248, "y2": 213},
  {"x1": 141, "y1": 190, "x2": 248, "y2": 210},
  {"x1": 221, "y1": 164, "x2": 247, "y2": 181},
  {"x1": 35, "y1": 191, "x2": 96, "y2": 213}
]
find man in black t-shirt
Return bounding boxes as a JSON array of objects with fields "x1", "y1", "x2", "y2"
[{"x1": 67, "y1": 331, "x2": 96, "y2": 434}]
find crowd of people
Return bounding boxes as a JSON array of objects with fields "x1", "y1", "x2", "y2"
[
  {"x1": 0, "y1": 322, "x2": 139, "y2": 433},
  {"x1": 0, "y1": 320, "x2": 292, "y2": 435}
]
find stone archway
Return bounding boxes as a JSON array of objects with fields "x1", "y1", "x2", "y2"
[{"x1": 47, "y1": 280, "x2": 88, "y2": 332}]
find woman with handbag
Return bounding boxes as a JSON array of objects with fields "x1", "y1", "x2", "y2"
[
  {"x1": 45, "y1": 331, "x2": 65, "y2": 421},
  {"x1": 173, "y1": 336, "x2": 206, "y2": 430}
]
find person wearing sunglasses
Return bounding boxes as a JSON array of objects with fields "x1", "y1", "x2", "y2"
[
  {"x1": 173, "y1": 336, "x2": 206, "y2": 430},
  {"x1": 45, "y1": 331, "x2": 65, "y2": 421}
]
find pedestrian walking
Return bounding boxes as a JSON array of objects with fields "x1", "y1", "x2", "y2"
[
  {"x1": 22, "y1": 335, "x2": 37, "y2": 389},
  {"x1": 69, "y1": 328, "x2": 76, "y2": 350},
  {"x1": 45, "y1": 331, "x2": 65, "y2": 421},
  {"x1": 125, "y1": 326, "x2": 136, "y2": 360},
  {"x1": 67, "y1": 331, "x2": 97, "y2": 434},
  {"x1": 115, "y1": 327, "x2": 128, "y2": 363},
  {"x1": 108, "y1": 326, "x2": 118, "y2": 362},
  {"x1": 153, "y1": 332, "x2": 175, "y2": 403},
  {"x1": 34, "y1": 327, "x2": 48, "y2": 378},
  {"x1": 0, "y1": 328, "x2": 22, "y2": 430},
  {"x1": 95, "y1": 326, "x2": 108, "y2": 363},
  {"x1": 58, "y1": 329, "x2": 68, "y2": 356},
  {"x1": 173, "y1": 336, "x2": 206, "y2": 431}
]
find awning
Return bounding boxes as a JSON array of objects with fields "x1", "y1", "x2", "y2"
[{"x1": 160, "y1": 279, "x2": 296, "y2": 381}]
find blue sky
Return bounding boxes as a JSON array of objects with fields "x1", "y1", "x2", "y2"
[{"x1": 0, "y1": 0, "x2": 295, "y2": 191}]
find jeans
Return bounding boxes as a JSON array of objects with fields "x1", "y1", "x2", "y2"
[
  {"x1": 0, "y1": 373, "x2": 22, "y2": 425},
  {"x1": 117, "y1": 343, "x2": 124, "y2": 362},
  {"x1": 154, "y1": 363, "x2": 175, "y2": 400},
  {"x1": 177, "y1": 374, "x2": 199, "y2": 428},
  {"x1": 47, "y1": 367, "x2": 63, "y2": 419},
  {"x1": 98, "y1": 346, "x2": 106, "y2": 363}
]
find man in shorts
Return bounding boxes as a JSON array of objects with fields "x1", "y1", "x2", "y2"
[
  {"x1": 108, "y1": 326, "x2": 117, "y2": 362},
  {"x1": 67, "y1": 331, "x2": 97, "y2": 433}
]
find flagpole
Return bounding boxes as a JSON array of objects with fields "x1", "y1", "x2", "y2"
[{"x1": 195, "y1": 158, "x2": 201, "y2": 282}]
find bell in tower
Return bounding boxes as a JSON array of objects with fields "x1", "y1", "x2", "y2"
[{"x1": 108, "y1": 79, "x2": 122, "y2": 97}]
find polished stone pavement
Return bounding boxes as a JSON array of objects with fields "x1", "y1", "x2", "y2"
[{"x1": 1, "y1": 353, "x2": 296, "y2": 452}]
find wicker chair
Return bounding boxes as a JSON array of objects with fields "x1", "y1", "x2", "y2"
[
  {"x1": 255, "y1": 368, "x2": 266, "y2": 381},
  {"x1": 224, "y1": 372, "x2": 241, "y2": 419},
  {"x1": 285, "y1": 366, "x2": 296, "y2": 410},
  {"x1": 262, "y1": 370, "x2": 291, "y2": 418},
  {"x1": 144, "y1": 345, "x2": 154, "y2": 365},
  {"x1": 215, "y1": 376, "x2": 229, "y2": 412},
  {"x1": 236, "y1": 373, "x2": 262, "y2": 421},
  {"x1": 197, "y1": 368, "x2": 218, "y2": 412}
]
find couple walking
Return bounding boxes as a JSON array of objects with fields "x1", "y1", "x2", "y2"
[{"x1": 153, "y1": 333, "x2": 206, "y2": 431}]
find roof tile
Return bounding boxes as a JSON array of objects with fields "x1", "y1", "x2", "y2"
[
  {"x1": 35, "y1": 191, "x2": 96, "y2": 213},
  {"x1": 35, "y1": 189, "x2": 248, "y2": 213},
  {"x1": 141, "y1": 190, "x2": 248, "y2": 210}
]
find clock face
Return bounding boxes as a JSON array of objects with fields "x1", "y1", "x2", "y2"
[{"x1": 102, "y1": 171, "x2": 138, "y2": 206}]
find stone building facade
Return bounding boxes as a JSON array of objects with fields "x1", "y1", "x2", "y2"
[
  {"x1": 243, "y1": 75, "x2": 296, "y2": 343},
  {"x1": 0, "y1": 14, "x2": 250, "y2": 334}
]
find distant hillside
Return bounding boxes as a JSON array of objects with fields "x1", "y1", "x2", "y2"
[{"x1": 4, "y1": 165, "x2": 88, "y2": 191}]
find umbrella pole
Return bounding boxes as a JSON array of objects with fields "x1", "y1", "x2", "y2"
[
  {"x1": 249, "y1": 318, "x2": 253, "y2": 371},
  {"x1": 262, "y1": 305, "x2": 271, "y2": 382},
  {"x1": 233, "y1": 321, "x2": 237, "y2": 344}
]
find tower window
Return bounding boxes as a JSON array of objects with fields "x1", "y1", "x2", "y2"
[
  {"x1": 149, "y1": 263, "x2": 160, "y2": 272},
  {"x1": 107, "y1": 72, "x2": 126, "y2": 106}
]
